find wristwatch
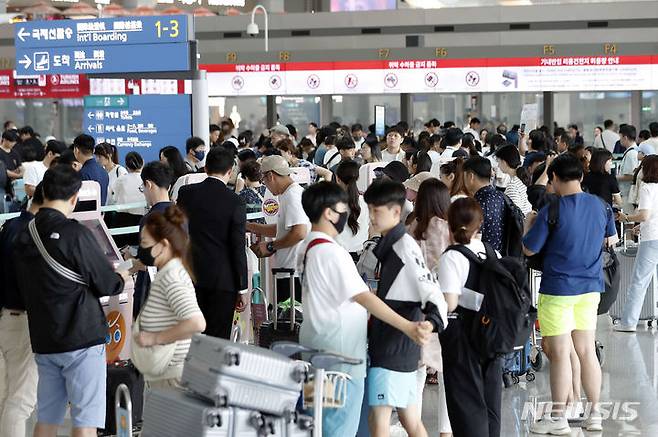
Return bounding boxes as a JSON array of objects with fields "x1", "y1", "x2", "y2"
[{"x1": 266, "y1": 241, "x2": 277, "y2": 253}]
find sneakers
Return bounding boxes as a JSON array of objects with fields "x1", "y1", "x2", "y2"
[
  {"x1": 584, "y1": 414, "x2": 603, "y2": 432},
  {"x1": 613, "y1": 325, "x2": 637, "y2": 333},
  {"x1": 565, "y1": 402, "x2": 585, "y2": 422},
  {"x1": 530, "y1": 416, "x2": 571, "y2": 435}
]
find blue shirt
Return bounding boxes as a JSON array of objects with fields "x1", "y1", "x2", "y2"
[
  {"x1": 313, "y1": 143, "x2": 327, "y2": 166},
  {"x1": 523, "y1": 151, "x2": 545, "y2": 168},
  {"x1": 79, "y1": 158, "x2": 109, "y2": 206},
  {"x1": 474, "y1": 185, "x2": 505, "y2": 252},
  {"x1": 523, "y1": 192, "x2": 617, "y2": 296}
]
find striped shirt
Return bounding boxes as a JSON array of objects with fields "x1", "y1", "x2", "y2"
[
  {"x1": 505, "y1": 176, "x2": 532, "y2": 217},
  {"x1": 140, "y1": 258, "x2": 202, "y2": 368}
]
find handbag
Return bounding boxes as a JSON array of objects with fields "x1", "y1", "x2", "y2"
[{"x1": 130, "y1": 318, "x2": 177, "y2": 378}]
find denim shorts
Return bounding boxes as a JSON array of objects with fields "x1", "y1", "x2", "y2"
[{"x1": 34, "y1": 344, "x2": 107, "y2": 428}]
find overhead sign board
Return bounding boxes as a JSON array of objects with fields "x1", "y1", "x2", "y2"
[
  {"x1": 84, "y1": 95, "x2": 128, "y2": 108},
  {"x1": 83, "y1": 94, "x2": 191, "y2": 163},
  {"x1": 14, "y1": 16, "x2": 192, "y2": 75},
  {"x1": 16, "y1": 42, "x2": 190, "y2": 75},
  {"x1": 204, "y1": 55, "x2": 658, "y2": 95},
  {"x1": 15, "y1": 15, "x2": 192, "y2": 48}
]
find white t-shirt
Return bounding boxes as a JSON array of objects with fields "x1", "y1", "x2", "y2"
[
  {"x1": 463, "y1": 127, "x2": 479, "y2": 139},
  {"x1": 435, "y1": 239, "x2": 499, "y2": 311},
  {"x1": 23, "y1": 160, "x2": 47, "y2": 189},
  {"x1": 275, "y1": 183, "x2": 310, "y2": 271},
  {"x1": 335, "y1": 196, "x2": 370, "y2": 253},
  {"x1": 107, "y1": 165, "x2": 128, "y2": 203},
  {"x1": 323, "y1": 147, "x2": 340, "y2": 167},
  {"x1": 427, "y1": 150, "x2": 441, "y2": 175},
  {"x1": 381, "y1": 148, "x2": 405, "y2": 163},
  {"x1": 441, "y1": 147, "x2": 458, "y2": 159},
  {"x1": 638, "y1": 183, "x2": 658, "y2": 241},
  {"x1": 112, "y1": 172, "x2": 146, "y2": 215},
  {"x1": 619, "y1": 145, "x2": 639, "y2": 176},
  {"x1": 298, "y1": 231, "x2": 368, "y2": 378},
  {"x1": 596, "y1": 129, "x2": 620, "y2": 152}
]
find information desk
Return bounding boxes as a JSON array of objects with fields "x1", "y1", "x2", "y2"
[{"x1": 72, "y1": 181, "x2": 134, "y2": 363}]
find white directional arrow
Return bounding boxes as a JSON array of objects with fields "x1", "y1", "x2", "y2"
[
  {"x1": 87, "y1": 112, "x2": 95, "y2": 119},
  {"x1": 87, "y1": 125, "x2": 95, "y2": 133},
  {"x1": 18, "y1": 55, "x2": 31, "y2": 70},
  {"x1": 116, "y1": 98, "x2": 125, "y2": 105},
  {"x1": 17, "y1": 28, "x2": 29, "y2": 42}
]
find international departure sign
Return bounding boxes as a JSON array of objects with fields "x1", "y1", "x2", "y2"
[{"x1": 14, "y1": 16, "x2": 192, "y2": 75}]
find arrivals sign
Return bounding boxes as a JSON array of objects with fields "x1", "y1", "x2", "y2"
[
  {"x1": 83, "y1": 94, "x2": 192, "y2": 163},
  {"x1": 15, "y1": 16, "x2": 192, "y2": 75},
  {"x1": 203, "y1": 55, "x2": 658, "y2": 95}
]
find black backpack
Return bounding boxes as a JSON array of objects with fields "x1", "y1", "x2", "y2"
[
  {"x1": 448, "y1": 243, "x2": 537, "y2": 359},
  {"x1": 502, "y1": 194, "x2": 525, "y2": 258}
]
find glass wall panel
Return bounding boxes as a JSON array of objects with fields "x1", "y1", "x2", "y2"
[
  {"x1": 276, "y1": 96, "x2": 320, "y2": 134},
  {"x1": 642, "y1": 91, "x2": 658, "y2": 130},
  {"x1": 332, "y1": 94, "x2": 400, "y2": 128},
  {"x1": 411, "y1": 94, "x2": 471, "y2": 134},
  {"x1": 554, "y1": 92, "x2": 631, "y2": 146},
  {"x1": 209, "y1": 96, "x2": 268, "y2": 136}
]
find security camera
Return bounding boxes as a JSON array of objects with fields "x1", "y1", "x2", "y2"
[{"x1": 246, "y1": 23, "x2": 259, "y2": 37}]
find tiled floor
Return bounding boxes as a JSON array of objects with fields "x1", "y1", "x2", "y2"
[{"x1": 416, "y1": 316, "x2": 658, "y2": 436}]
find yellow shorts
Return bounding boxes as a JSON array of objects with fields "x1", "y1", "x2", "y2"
[{"x1": 538, "y1": 292, "x2": 601, "y2": 337}]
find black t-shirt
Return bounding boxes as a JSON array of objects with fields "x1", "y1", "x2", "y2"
[
  {"x1": 581, "y1": 172, "x2": 620, "y2": 206},
  {"x1": 0, "y1": 147, "x2": 21, "y2": 192}
]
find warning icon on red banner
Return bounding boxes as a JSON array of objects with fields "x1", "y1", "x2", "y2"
[
  {"x1": 345, "y1": 74, "x2": 358, "y2": 89},
  {"x1": 425, "y1": 72, "x2": 438, "y2": 88},
  {"x1": 384, "y1": 73, "x2": 398, "y2": 88}
]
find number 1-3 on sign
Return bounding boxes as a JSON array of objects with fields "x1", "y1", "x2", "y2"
[{"x1": 155, "y1": 20, "x2": 180, "y2": 39}]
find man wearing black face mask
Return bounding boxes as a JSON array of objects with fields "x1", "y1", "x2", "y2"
[{"x1": 298, "y1": 181, "x2": 435, "y2": 437}]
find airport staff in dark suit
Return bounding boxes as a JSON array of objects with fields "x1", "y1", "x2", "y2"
[{"x1": 177, "y1": 146, "x2": 248, "y2": 339}]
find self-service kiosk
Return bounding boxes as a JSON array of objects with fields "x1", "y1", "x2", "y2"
[{"x1": 72, "y1": 181, "x2": 134, "y2": 363}]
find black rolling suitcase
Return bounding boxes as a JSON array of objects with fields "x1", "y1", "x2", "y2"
[
  {"x1": 101, "y1": 360, "x2": 144, "y2": 435},
  {"x1": 258, "y1": 268, "x2": 301, "y2": 349}
]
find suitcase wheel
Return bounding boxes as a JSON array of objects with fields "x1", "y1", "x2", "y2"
[
  {"x1": 503, "y1": 373, "x2": 514, "y2": 388},
  {"x1": 512, "y1": 374, "x2": 520, "y2": 385},
  {"x1": 530, "y1": 349, "x2": 544, "y2": 372},
  {"x1": 225, "y1": 351, "x2": 240, "y2": 366},
  {"x1": 526, "y1": 372, "x2": 536, "y2": 382},
  {"x1": 648, "y1": 320, "x2": 654, "y2": 328},
  {"x1": 205, "y1": 412, "x2": 222, "y2": 428}
]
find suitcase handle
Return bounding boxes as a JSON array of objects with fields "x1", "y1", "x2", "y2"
[
  {"x1": 309, "y1": 352, "x2": 363, "y2": 370},
  {"x1": 271, "y1": 268, "x2": 297, "y2": 331},
  {"x1": 271, "y1": 341, "x2": 314, "y2": 357}
]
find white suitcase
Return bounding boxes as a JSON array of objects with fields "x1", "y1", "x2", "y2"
[
  {"x1": 609, "y1": 247, "x2": 658, "y2": 324},
  {"x1": 181, "y1": 334, "x2": 306, "y2": 415}
]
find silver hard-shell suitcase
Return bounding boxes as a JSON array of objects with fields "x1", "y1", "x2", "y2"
[
  {"x1": 182, "y1": 334, "x2": 306, "y2": 415},
  {"x1": 609, "y1": 246, "x2": 658, "y2": 324},
  {"x1": 142, "y1": 388, "x2": 312, "y2": 437},
  {"x1": 141, "y1": 388, "x2": 231, "y2": 437}
]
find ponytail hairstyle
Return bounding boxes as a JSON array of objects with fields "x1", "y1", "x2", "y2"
[
  {"x1": 495, "y1": 144, "x2": 530, "y2": 187},
  {"x1": 125, "y1": 151, "x2": 144, "y2": 172},
  {"x1": 461, "y1": 133, "x2": 480, "y2": 158},
  {"x1": 335, "y1": 160, "x2": 361, "y2": 235},
  {"x1": 439, "y1": 157, "x2": 467, "y2": 197},
  {"x1": 142, "y1": 205, "x2": 194, "y2": 280},
  {"x1": 448, "y1": 197, "x2": 483, "y2": 245}
]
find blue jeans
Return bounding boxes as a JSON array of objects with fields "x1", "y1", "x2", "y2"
[
  {"x1": 621, "y1": 240, "x2": 658, "y2": 327},
  {"x1": 320, "y1": 377, "x2": 365, "y2": 437}
]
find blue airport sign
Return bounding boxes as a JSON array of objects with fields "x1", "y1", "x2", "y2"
[
  {"x1": 16, "y1": 42, "x2": 190, "y2": 75},
  {"x1": 83, "y1": 94, "x2": 192, "y2": 163},
  {"x1": 15, "y1": 15, "x2": 191, "y2": 48}
]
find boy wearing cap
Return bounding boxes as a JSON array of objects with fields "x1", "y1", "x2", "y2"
[{"x1": 247, "y1": 155, "x2": 310, "y2": 303}]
